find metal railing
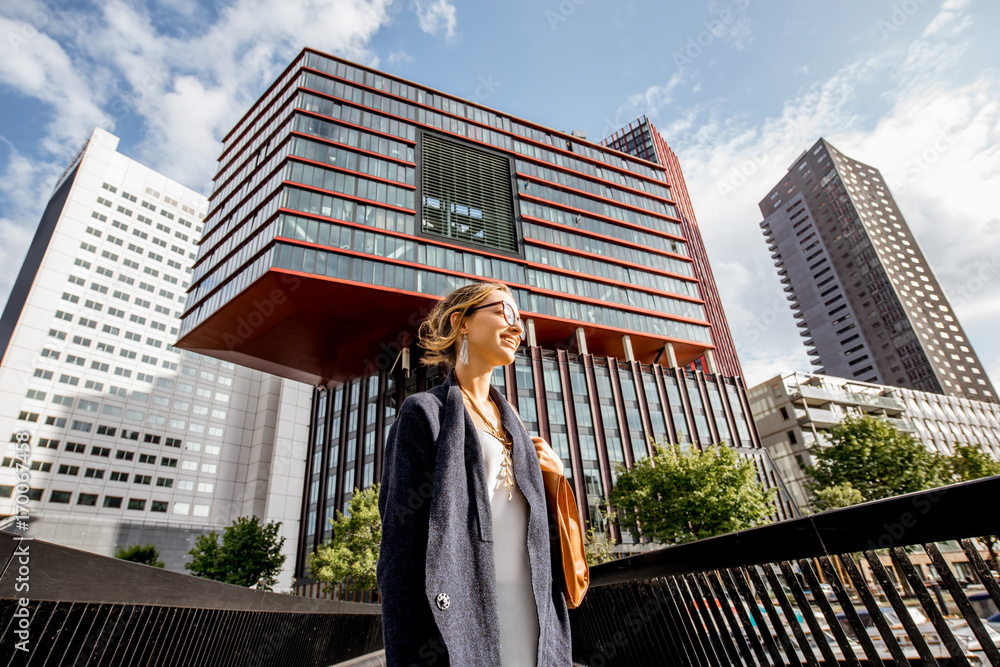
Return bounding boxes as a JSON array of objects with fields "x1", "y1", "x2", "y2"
[
  {"x1": 569, "y1": 476, "x2": 1000, "y2": 666},
  {"x1": 0, "y1": 531, "x2": 381, "y2": 666},
  {"x1": 3, "y1": 478, "x2": 998, "y2": 665}
]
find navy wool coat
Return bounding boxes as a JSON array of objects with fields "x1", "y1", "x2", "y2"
[{"x1": 377, "y1": 372, "x2": 572, "y2": 666}]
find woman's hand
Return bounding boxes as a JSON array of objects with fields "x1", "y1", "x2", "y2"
[{"x1": 532, "y1": 436, "x2": 565, "y2": 474}]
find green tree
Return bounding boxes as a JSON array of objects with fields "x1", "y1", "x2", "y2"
[
  {"x1": 806, "y1": 414, "x2": 950, "y2": 504},
  {"x1": 115, "y1": 543, "x2": 164, "y2": 568},
  {"x1": 308, "y1": 485, "x2": 381, "y2": 594},
  {"x1": 609, "y1": 443, "x2": 775, "y2": 545},
  {"x1": 948, "y1": 444, "x2": 1000, "y2": 573},
  {"x1": 811, "y1": 482, "x2": 865, "y2": 512},
  {"x1": 949, "y1": 444, "x2": 1000, "y2": 482},
  {"x1": 185, "y1": 516, "x2": 286, "y2": 590},
  {"x1": 584, "y1": 505, "x2": 617, "y2": 567}
]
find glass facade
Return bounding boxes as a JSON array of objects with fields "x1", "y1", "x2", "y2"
[
  {"x1": 297, "y1": 349, "x2": 793, "y2": 575},
  {"x1": 603, "y1": 116, "x2": 745, "y2": 379},
  {"x1": 169, "y1": 48, "x2": 792, "y2": 576},
  {"x1": 178, "y1": 49, "x2": 717, "y2": 383}
]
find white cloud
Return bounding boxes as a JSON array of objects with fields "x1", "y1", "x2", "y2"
[
  {"x1": 0, "y1": 16, "x2": 110, "y2": 156},
  {"x1": 414, "y1": 0, "x2": 457, "y2": 40},
  {"x1": 922, "y1": 0, "x2": 973, "y2": 37},
  {"x1": 0, "y1": 0, "x2": 406, "y2": 313},
  {"x1": 618, "y1": 0, "x2": 1000, "y2": 388},
  {"x1": 0, "y1": 0, "x2": 399, "y2": 197},
  {"x1": 0, "y1": 141, "x2": 62, "y2": 305},
  {"x1": 137, "y1": 76, "x2": 240, "y2": 194},
  {"x1": 387, "y1": 49, "x2": 415, "y2": 66},
  {"x1": 598, "y1": 72, "x2": 685, "y2": 140},
  {"x1": 626, "y1": 72, "x2": 685, "y2": 116}
]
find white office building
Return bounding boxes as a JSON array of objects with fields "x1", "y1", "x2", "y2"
[
  {"x1": 0, "y1": 128, "x2": 309, "y2": 588},
  {"x1": 748, "y1": 371, "x2": 1000, "y2": 511}
]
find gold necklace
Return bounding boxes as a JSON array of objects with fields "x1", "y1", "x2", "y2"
[{"x1": 460, "y1": 387, "x2": 515, "y2": 500}]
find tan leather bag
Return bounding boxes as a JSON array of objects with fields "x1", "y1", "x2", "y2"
[{"x1": 533, "y1": 438, "x2": 589, "y2": 609}]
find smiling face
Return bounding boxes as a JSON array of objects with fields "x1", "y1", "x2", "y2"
[{"x1": 460, "y1": 290, "x2": 525, "y2": 368}]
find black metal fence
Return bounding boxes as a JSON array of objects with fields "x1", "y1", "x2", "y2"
[
  {"x1": 569, "y1": 476, "x2": 1000, "y2": 666},
  {"x1": 0, "y1": 531, "x2": 382, "y2": 666},
  {"x1": 4, "y1": 479, "x2": 999, "y2": 666}
]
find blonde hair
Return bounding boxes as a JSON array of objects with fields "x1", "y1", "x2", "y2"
[{"x1": 418, "y1": 282, "x2": 512, "y2": 369}]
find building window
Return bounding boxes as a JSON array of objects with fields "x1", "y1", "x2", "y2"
[
  {"x1": 420, "y1": 133, "x2": 519, "y2": 253},
  {"x1": 50, "y1": 490, "x2": 72, "y2": 503}
]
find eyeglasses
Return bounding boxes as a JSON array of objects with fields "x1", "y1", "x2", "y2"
[{"x1": 466, "y1": 300, "x2": 526, "y2": 335}]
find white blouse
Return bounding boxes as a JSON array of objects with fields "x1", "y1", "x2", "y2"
[{"x1": 478, "y1": 428, "x2": 539, "y2": 667}]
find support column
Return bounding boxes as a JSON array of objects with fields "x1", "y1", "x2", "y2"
[
  {"x1": 526, "y1": 318, "x2": 538, "y2": 348},
  {"x1": 575, "y1": 327, "x2": 588, "y2": 356},
  {"x1": 704, "y1": 349, "x2": 717, "y2": 375},
  {"x1": 622, "y1": 334, "x2": 635, "y2": 363},
  {"x1": 663, "y1": 342, "x2": 678, "y2": 368}
]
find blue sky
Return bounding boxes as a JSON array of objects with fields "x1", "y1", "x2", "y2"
[{"x1": 2, "y1": 0, "x2": 999, "y2": 388}]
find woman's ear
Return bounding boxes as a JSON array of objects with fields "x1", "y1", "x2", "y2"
[{"x1": 449, "y1": 310, "x2": 463, "y2": 334}]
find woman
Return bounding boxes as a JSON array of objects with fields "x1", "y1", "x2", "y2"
[{"x1": 377, "y1": 282, "x2": 572, "y2": 666}]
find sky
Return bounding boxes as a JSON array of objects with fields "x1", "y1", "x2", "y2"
[{"x1": 1, "y1": 0, "x2": 999, "y2": 389}]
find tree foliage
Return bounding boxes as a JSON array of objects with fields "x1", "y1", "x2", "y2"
[
  {"x1": 806, "y1": 415, "x2": 1000, "y2": 512},
  {"x1": 949, "y1": 444, "x2": 1000, "y2": 482},
  {"x1": 810, "y1": 482, "x2": 864, "y2": 512},
  {"x1": 584, "y1": 505, "x2": 617, "y2": 567},
  {"x1": 185, "y1": 516, "x2": 286, "y2": 590},
  {"x1": 803, "y1": 414, "x2": 1000, "y2": 567},
  {"x1": 308, "y1": 485, "x2": 381, "y2": 594},
  {"x1": 608, "y1": 443, "x2": 775, "y2": 545},
  {"x1": 806, "y1": 415, "x2": 951, "y2": 504},
  {"x1": 116, "y1": 543, "x2": 164, "y2": 568}
]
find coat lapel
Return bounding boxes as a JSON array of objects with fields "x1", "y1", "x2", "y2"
[{"x1": 440, "y1": 374, "x2": 494, "y2": 543}]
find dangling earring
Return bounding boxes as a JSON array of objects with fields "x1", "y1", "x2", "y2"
[{"x1": 459, "y1": 333, "x2": 469, "y2": 365}]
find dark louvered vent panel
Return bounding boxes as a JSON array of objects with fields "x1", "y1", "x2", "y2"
[{"x1": 421, "y1": 134, "x2": 518, "y2": 252}]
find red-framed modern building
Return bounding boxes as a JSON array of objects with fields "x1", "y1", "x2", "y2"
[
  {"x1": 176, "y1": 48, "x2": 796, "y2": 580},
  {"x1": 603, "y1": 116, "x2": 743, "y2": 379}
]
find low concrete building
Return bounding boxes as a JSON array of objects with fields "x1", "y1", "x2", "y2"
[{"x1": 748, "y1": 372, "x2": 1000, "y2": 511}]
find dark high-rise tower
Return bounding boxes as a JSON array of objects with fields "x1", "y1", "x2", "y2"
[
  {"x1": 603, "y1": 117, "x2": 743, "y2": 378},
  {"x1": 759, "y1": 138, "x2": 996, "y2": 403}
]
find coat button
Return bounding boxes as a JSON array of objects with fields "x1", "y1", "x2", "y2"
[{"x1": 435, "y1": 593, "x2": 450, "y2": 610}]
